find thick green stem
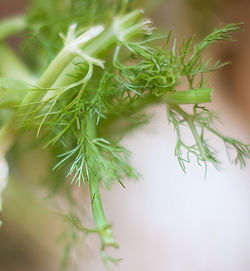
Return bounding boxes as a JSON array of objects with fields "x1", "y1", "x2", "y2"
[
  {"x1": 86, "y1": 117, "x2": 118, "y2": 250},
  {"x1": 0, "y1": 15, "x2": 26, "y2": 41},
  {"x1": 21, "y1": 25, "x2": 105, "y2": 106},
  {"x1": 89, "y1": 178, "x2": 118, "y2": 249},
  {"x1": 0, "y1": 43, "x2": 34, "y2": 82},
  {"x1": 22, "y1": 10, "x2": 144, "y2": 105},
  {"x1": 0, "y1": 78, "x2": 27, "y2": 109},
  {"x1": 165, "y1": 88, "x2": 212, "y2": 104},
  {"x1": 21, "y1": 48, "x2": 75, "y2": 105},
  {"x1": 0, "y1": 44, "x2": 33, "y2": 151}
]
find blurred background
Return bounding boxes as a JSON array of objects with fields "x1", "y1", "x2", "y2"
[{"x1": 0, "y1": 0, "x2": 250, "y2": 270}]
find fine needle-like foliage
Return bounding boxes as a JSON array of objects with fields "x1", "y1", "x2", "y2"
[{"x1": 0, "y1": 0, "x2": 249, "y2": 269}]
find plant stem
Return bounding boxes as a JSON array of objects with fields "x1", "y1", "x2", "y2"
[
  {"x1": 89, "y1": 178, "x2": 118, "y2": 249},
  {"x1": 22, "y1": 10, "x2": 144, "y2": 106},
  {"x1": 86, "y1": 117, "x2": 118, "y2": 250},
  {"x1": 21, "y1": 24, "x2": 105, "y2": 106},
  {"x1": 0, "y1": 15, "x2": 26, "y2": 41},
  {"x1": 21, "y1": 48, "x2": 76, "y2": 105},
  {"x1": 165, "y1": 88, "x2": 212, "y2": 104},
  {"x1": 0, "y1": 44, "x2": 33, "y2": 152},
  {"x1": 0, "y1": 122, "x2": 15, "y2": 155},
  {"x1": 0, "y1": 43, "x2": 34, "y2": 82}
]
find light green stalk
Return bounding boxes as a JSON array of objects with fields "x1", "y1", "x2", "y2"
[
  {"x1": 0, "y1": 43, "x2": 34, "y2": 151},
  {"x1": 165, "y1": 88, "x2": 212, "y2": 104},
  {"x1": 0, "y1": 15, "x2": 26, "y2": 41},
  {"x1": 86, "y1": 117, "x2": 118, "y2": 250},
  {"x1": 0, "y1": 43, "x2": 34, "y2": 82},
  {"x1": 22, "y1": 25, "x2": 105, "y2": 105},
  {"x1": 20, "y1": 10, "x2": 145, "y2": 108}
]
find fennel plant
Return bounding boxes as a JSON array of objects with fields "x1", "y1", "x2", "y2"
[{"x1": 0, "y1": 0, "x2": 249, "y2": 269}]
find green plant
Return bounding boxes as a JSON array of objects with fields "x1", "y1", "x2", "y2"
[{"x1": 0, "y1": 0, "x2": 249, "y2": 269}]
